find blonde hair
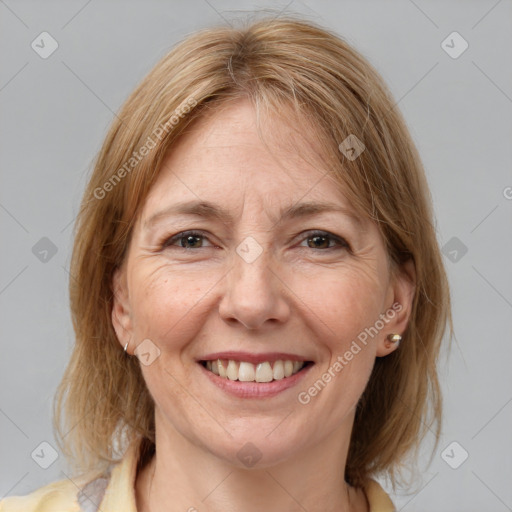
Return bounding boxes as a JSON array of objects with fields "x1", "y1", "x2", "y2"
[{"x1": 54, "y1": 15, "x2": 452, "y2": 488}]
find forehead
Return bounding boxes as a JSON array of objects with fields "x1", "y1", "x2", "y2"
[{"x1": 142, "y1": 99, "x2": 354, "y2": 220}]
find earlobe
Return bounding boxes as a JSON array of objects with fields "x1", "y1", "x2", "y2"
[
  {"x1": 111, "y1": 267, "x2": 133, "y2": 350},
  {"x1": 376, "y1": 259, "x2": 416, "y2": 357}
]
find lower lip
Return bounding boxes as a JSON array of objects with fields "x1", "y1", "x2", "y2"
[{"x1": 198, "y1": 362, "x2": 313, "y2": 398}]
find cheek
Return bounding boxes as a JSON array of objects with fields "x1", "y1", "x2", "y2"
[
  {"x1": 297, "y1": 268, "x2": 383, "y2": 418},
  {"x1": 324, "y1": 267, "x2": 386, "y2": 397},
  {"x1": 294, "y1": 262, "x2": 387, "y2": 343},
  {"x1": 129, "y1": 266, "x2": 212, "y2": 344}
]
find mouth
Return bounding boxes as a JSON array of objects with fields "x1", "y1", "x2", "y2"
[
  {"x1": 198, "y1": 352, "x2": 314, "y2": 383},
  {"x1": 198, "y1": 356, "x2": 314, "y2": 383},
  {"x1": 196, "y1": 351, "x2": 315, "y2": 398}
]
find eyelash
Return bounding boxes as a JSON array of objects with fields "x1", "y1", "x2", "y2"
[{"x1": 159, "y1": 230, "x2": 351, "y2": 252}]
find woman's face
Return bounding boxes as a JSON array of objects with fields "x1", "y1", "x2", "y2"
[{"x1": 112, "y1": 99, "x2": 413, "y2": 468}]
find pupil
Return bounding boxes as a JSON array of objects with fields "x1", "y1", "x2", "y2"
[
  {"x1": 309, "y1": 235, "x2": 327, "y2": 248},
  {"x1": 183, "y1": 235, "x2": 201, "y2": 248}
]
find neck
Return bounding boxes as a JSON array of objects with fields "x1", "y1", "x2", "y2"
[{"x1": 135, "y1": 411, "x2": 368, "y2": 512}]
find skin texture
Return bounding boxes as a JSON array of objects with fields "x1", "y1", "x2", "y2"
[{"x1": 112, "y1": 99, "x2": 415, "y2": 512}]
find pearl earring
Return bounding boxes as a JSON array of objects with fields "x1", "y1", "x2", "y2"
[{"x1": 385, "y1": 333, "x2": 402, "y2": 349}]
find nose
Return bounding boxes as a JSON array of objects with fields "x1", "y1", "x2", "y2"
[{"x1": 218, "y1": 245, "x2": 291, "y2": 330}]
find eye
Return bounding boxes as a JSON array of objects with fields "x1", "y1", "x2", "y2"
[
  {"x1": 160, "y1": 230, "x2": 212, "y2": 249},
  {"x1": 159, "y1": 229, "x2": 350, "y2": 252},
  {"x1": 298, "y1": 230, "x2": 350, "y2": 251}
]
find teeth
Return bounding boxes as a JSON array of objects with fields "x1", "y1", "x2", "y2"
[
  {"x1": 217, "y1": 359, "x2": 227, "y2": 378},
  {"x1": 238, "y1": 362, "x2": 255, "y2": 381},
  {"x1": 204, "y1": 358, "x2": 306, "y2": 382},
  {"x1": 226, "y1": 360, "x2": 238, "y2": 380},
  {"x1": 255, "y1": 362, "x2": 273, "y2": 382},
  {"x1": 273, "y1": 360, "x2": 285, "y2": 380}
]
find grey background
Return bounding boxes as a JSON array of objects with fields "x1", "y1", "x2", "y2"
[{"x1": 1, "y1": 1, "x2": 511, "y2": 510}]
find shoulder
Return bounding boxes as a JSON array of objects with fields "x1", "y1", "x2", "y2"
[
  {"x1": 0, "y1": 438, "x2": 143, "y2": 512},
  {"x1": 0, "y1": 472, "x2": 109, "y2": 512},
  {"x1": 0, "y1": 477, "x2": 80, "y2": 512},
  {"x1": 364, "y1": 479, "x2": 396, "y2": 512}
]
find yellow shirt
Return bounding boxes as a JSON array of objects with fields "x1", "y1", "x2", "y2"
[{"x1": 0, "y1": 440, "x2": 396, "y2": 511}]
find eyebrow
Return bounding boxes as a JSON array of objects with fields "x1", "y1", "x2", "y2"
[{"x1": 143, "y1": 199, "x2": 362, "y2": 231}]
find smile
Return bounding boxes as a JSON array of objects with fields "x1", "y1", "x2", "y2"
[{"x1": 200, "y1": 359, "x2": 312, "y2": 383}]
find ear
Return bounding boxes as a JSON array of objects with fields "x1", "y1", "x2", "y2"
[
  {"x1": 376, "y1": 258, "x2": 416, "y2": 357},
  {"x1": 111, "y1": 265, "x2": 134, "y2": 353}
]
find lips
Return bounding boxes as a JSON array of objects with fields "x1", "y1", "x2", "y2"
[
  {"x1": 198, "y1": 358, "x2": 314, "y2": 399},
  {"x1": 199, "y1": 351, "x2": 311, "y2": 365}
]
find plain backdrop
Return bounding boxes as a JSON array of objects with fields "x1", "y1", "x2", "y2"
[{"x1": 1, "y1": 1, "x2": 511, "y2": 511}]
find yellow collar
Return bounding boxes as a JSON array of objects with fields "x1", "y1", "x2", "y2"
[{"x1": 93, "y1": 438, "x2": 395, "y2": 512}]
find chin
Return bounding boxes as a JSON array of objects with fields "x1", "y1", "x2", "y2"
[{"x1": 197, "y1": 425, "x2": 306, "y2": 470}]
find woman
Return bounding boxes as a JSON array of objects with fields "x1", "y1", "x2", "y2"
[{"x1": 0, "y1": 16, "x2": 451, "y2": 512}]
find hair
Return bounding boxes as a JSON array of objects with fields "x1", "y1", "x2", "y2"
[{"x1": 53, "y1": 14, "x2": 452, "y2": 489}]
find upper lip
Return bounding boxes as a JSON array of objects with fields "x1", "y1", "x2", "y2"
[{"x1": 198, "y1": 351, "x2": 312, "y2": 365}]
